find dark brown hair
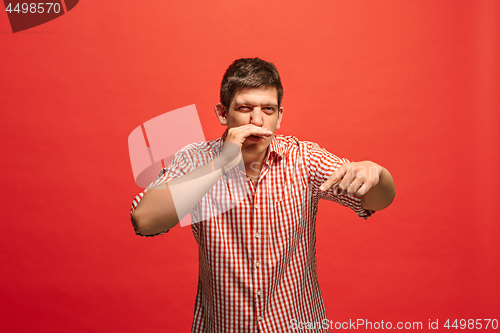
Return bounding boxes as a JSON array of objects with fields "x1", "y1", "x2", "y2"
[{"x1": 220, "y1": 58, "x2": 283, "y2": 110}]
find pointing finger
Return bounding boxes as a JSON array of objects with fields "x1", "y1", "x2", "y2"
[
  {"x1": 335, "y1": 165, "x2": 354, "y2": 195},
  {"x1": 320, "y1": 164, "x2": 347, "y2": 191}
]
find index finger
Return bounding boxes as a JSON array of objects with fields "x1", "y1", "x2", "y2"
[
  {"x1": 238, "y1": 124, "x2": 273, "y2": 137},
  {"x1": 320, "y1": 163, "x2": 347, "y2": 191}
]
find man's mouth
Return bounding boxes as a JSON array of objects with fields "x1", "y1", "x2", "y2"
[{"x1": 247, "y1": 135, "x2": 264, "y2": 141}]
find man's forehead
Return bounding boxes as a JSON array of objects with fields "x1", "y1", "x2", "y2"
[{"x1": 231, "y1": 86, "x2": 278, "y2": 106}]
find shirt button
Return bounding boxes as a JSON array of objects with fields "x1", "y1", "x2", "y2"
[
  {"x1": 256, "y1": 290, "x2": 262, "y2": 296},
  {"x1": 255, "y1": 261, "x2": 261, "y2": 268},
  {"x1": 246, "y1": 177, "x2": 251, "y2": 182},
  {"x1": 254, "y1": 203, "x2": 260, "y2": 209},
  {"x1": 257, "y1": 316, "x2": 263, "y2": 321},
  {"x1": 254, "y1": 232, "x2": 260, "y2": 239}
]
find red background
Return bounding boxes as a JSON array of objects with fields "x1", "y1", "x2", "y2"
[{"x1": 1, "y1": 1, "x2": 499, "y2": 332}]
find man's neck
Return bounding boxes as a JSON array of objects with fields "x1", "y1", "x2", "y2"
[{"x1": 242, "y1": 148, "x2": 268, "y2": 178}]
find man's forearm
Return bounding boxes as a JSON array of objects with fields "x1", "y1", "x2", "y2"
[
  {"x1": 131, "y1": 151, "x2": 241, "y2": 235},
  {"x1": 361, "y1": 167, "x2": 395, "y2": 211}
]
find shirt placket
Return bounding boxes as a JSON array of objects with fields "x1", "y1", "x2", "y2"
[{"x1": 250, "y1": 161, "x2": 272, "y2": 331}]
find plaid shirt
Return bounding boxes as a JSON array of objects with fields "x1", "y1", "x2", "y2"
[{"x1": 130, "y1": 133, "x2": 374, "y2": 333}]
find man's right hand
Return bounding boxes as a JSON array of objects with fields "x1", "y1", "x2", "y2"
[
  {"x1": 219, "y1": 125, "x2": 273, "y2": 171},
  {"x1": 226, "y1": 124, "x2": 273, "y2": 147},
  {"x1": 220, "y1": 125, "x2": 273, "y2": 161}
]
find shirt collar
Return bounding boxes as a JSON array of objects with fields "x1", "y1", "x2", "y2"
[{"x1": 266, "y1": 134, "x2": 284, "y2": 164}]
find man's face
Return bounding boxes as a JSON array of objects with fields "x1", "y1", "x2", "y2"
[{"x1": 217, "y1": 86, "x2": 283, "y2": 156}]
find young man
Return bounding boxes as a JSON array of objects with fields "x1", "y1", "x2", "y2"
[{"x1": 130, "y1": 58, "x2": 395, "y2": 333}]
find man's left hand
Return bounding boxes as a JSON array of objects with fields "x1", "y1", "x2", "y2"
[
  {"x1": 319, "y1": 161, "x2": 395, "y2": 211},
  {"x1": 319, "y1": 161, "x2": 382, "y2": 197}
]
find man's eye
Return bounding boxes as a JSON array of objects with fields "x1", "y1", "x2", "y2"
[
  {"x1": 238, "y1": 107, "x2": 252, "y2": 112},
  {"x1": 263, "y1": 107, "x2": 275, "y2": 113}
]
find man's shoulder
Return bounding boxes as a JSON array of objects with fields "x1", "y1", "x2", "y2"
[
  {"x1": 274, "y1": 134, "x2": 319, "y2": 145},
  {"x1": 273, "y1": 134, "x2": 322, "y2": 154}
]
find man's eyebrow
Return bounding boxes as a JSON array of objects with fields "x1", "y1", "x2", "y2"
[
  {"x1": 233, "y1": 100, "x2": 252, "y2": 106},
  {"x1": 234, "y1": 100, "x2": 278, "y2": 107}
]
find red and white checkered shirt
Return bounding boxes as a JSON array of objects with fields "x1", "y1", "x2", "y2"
[{"x1": 130, "y1": 133, "x2": 374, "y2": 333}]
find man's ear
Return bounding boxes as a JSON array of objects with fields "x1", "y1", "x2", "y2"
[
  {"x1": 276, "y1": 106, "x2": 284, "y2": 130},
  {"x1": 214, "y1": 103, "x2": 228, "y2": 126}
]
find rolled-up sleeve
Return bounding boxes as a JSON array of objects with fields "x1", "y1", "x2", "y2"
[
  {"x1": 305, "y1": 142, "x2": 375, "y2": 220},
  {"x1": 130, "y1": 146, "x2": 196, "y2": 236}
]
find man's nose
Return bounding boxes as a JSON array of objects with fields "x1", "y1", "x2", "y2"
[{"x1": 250, "y1": 108, "x2": 264, "y2": 126}]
